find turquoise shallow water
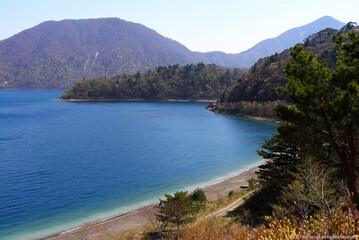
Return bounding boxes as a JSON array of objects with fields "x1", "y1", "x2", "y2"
[{"x1": 0, "y1": 90, "x2": 277, "y2": 240}]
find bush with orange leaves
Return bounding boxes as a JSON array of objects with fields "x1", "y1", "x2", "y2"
[
  {"x1": 256, "y1": 208, "x2": 359, "y2": 239},
  {"x1": 180, "y1": 207, "x2": 359, "y2": 240}
]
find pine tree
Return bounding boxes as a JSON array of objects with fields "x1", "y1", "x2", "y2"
[{"x1": 266, "y1": 30, "x2": 359, "y2": 209}]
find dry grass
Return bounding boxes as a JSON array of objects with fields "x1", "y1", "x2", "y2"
[
  {"x1": 198, "y1": 189, "x2": 250, "y2": 217},
  {"x1": 181, "y1": 218, "x2": 249, "y2": 240}
]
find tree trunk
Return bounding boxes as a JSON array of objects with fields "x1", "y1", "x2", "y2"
[{"x1": 344, "y1": 127, "x2": 359, "y2": 211}]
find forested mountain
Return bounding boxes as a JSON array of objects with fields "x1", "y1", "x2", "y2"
[
  {"x1": 60, "y1": 63, "x2": 245, "y2": 100},
  {"x1": 212, "y1": 22, "x2": 359, "y2": 119},
  {"x1": 0, "y1": 16, "x2": 344, "y2": 89},
  {"x1": 0, "y1": 18, "x2": 207, "y2": 89}
]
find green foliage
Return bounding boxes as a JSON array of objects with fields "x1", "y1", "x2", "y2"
[
  {"x1": 155, "y1": 191, "x2": 193, "y2": 237},
  {"x1": 189, "y1": 188, "x2": 207, "y2": 210},
  {"x1": 228, "y1": 190, "x2": 235, "y2": 198},
  {"x1": 211, "y1": 100, "x2": 284, "y2": 120},
  {"x1": 259, "y1": 30, "x2": 359, "y2": 215},
  {"x1": 247, "y1": 178, "x2": 258, "y2": 190},
  {"x1": 257, "y1": 133, "x2": 303, "y2": 184},
  {"x1": 160, "y1": 191, "x2": 191, "y2": 205},
  {"x1": 280, "y1": 32, "x2": 359, "y2": 207},
  {"x1": 153, "y1": 189, "x2": 208, "y2": 238},
  {"x1": 235, "y1": 29, "x2": 359, "y2": 229},
  {"x1": 60, "y1": 63, "x2": 244, "y2": 100}
]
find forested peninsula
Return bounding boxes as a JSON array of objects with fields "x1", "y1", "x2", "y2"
[{"x1": 60, "y1": 63, "x2": 245, "y2": 101}]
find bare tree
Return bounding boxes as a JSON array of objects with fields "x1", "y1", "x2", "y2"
[{"x1": 275, "y1": 161, "x2": 345, "y2": 222}]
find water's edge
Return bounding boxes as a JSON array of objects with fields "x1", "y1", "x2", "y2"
[{"x1": 44, "y1": 162, "x2": 263, "y2": 239}]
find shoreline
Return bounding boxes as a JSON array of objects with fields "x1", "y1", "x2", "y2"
[
  {"x1": 207, "y1": 107, "x2": 281, "y2": 124},
  {"x1": 45, "y1": 166, "x2": 260, "y2": 240},
  {"x1": 56, "y1": 98, "x2": 216, "y2": 103},
  {"x1": 58, "y1": 98, "x2": 280, "y2": 124}
]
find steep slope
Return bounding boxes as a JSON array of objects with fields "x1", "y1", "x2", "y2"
[{"x1": 0, "y1": 18, "x2": 206, "y2": 89}]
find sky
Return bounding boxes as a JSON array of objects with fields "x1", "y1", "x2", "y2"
[{"x1": 0, "y1": 0, "x2": 358, "y2": 53}]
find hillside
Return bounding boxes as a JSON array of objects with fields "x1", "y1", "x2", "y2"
[
  {"x1": 0, "y1": 18, "x2": 208, "y2": 89},
  {"x1": 211, "y1": 22, "x2": 359, "y2": 119},
  {"x1": 0, "y1": 16, "x2": 344, "y2": 89}
]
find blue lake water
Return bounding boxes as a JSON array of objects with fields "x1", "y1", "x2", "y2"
[{"x1": 0, "y1": 90, "x2": 277, "y2": 239}]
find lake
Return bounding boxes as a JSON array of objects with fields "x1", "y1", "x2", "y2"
[{"x1": 0, "y1": 90, "x2": 277, "y2": 240}]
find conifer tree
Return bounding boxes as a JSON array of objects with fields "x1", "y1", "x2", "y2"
[{"x1": 261, "y1": 30, "x2": 359, "y2": 209}]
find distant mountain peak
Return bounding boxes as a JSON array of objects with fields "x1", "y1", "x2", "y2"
[
  {"x1": 232, "y1": 16, "x2": 345, "y2": 67},
  {"x1": 315, "y1": 15, "x2": 341, "y2": 21}
]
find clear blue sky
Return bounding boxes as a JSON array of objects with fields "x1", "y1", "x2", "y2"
[{"x1": 0, "y1": 0, "x2": 358, "y2": 53}]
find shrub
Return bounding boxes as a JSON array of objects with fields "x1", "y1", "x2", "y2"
[{"x1": 228, "y1": 190, "x2": 235, "y2": 198}]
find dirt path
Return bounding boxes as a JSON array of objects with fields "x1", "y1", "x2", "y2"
[{"x1": 209, "y1": 191, "x2": 254, "y2": 218}]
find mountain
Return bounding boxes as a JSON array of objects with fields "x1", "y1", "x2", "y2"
[
  {"x1": 0, "y1": 16, "x2": 345, "y2": 89},
  {"x1": 0, "y1": 18, "x2": 208, "y2": 89},
  {"x1": 229, "y1": 16, "x2": 345, "y2": 67},
  {"x1": 211, "y1": 22, "x2": 359, "y2": 119}
]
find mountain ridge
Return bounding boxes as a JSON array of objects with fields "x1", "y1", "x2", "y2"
[
  {"x1": 203, "y1": 16, "x2": 345, "y2": 67},
  {"x1": 240, "y1": 16, "x2": 344, "y2": 56},
  {"x1": 0, "y1": 16, "x2": 345, "y2": 89}
]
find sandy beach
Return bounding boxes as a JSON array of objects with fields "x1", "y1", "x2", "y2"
[{"x1": 46, "y1": 166, "x2": 259, "y2": 240}]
